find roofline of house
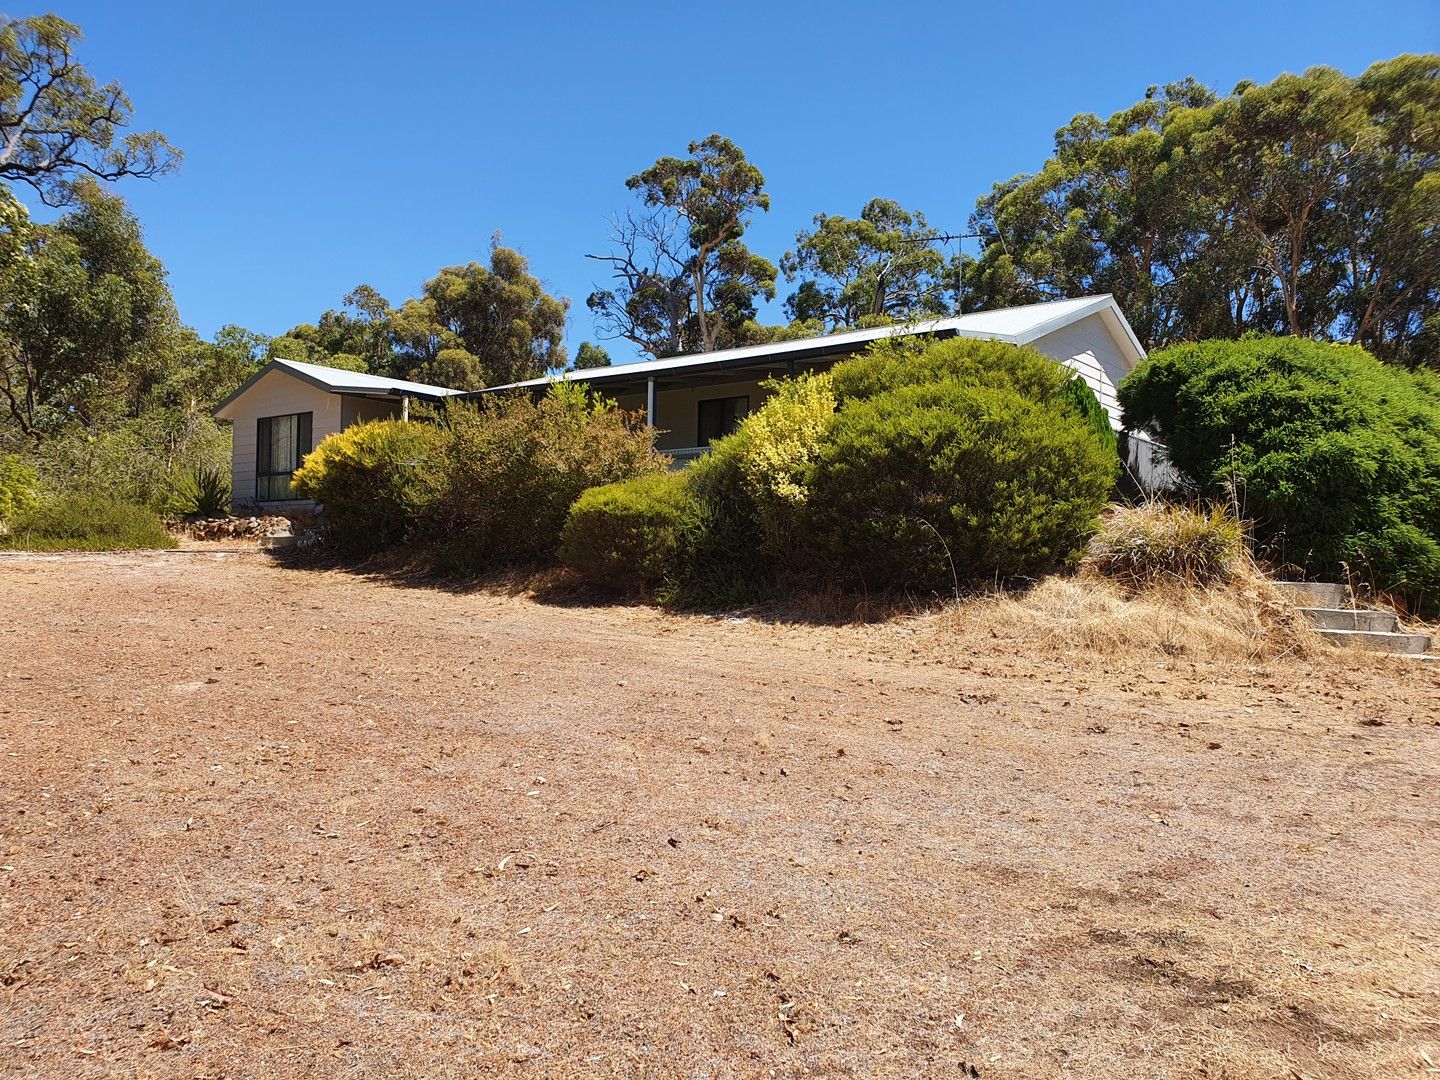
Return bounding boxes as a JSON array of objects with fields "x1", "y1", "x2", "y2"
[
  {"x1": 463, "y1": 294, "x2": 1140, "y2": 399},
  {"x1": 211, "y1": 358, "x2": 458, "y2": 419}
]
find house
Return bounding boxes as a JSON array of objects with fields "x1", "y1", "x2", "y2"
[
  {"x1": 471, "y1": 294, "x2": 1170, "y2": 484},
  {"x1": 213, "y1": 295, "x2": 1170, "y2": 511},
  {"x1": 211, "y1": 357, "x2": 461, "y2": 510}
]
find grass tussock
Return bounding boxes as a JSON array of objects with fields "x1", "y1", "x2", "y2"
[
  {"x1": 946, "y1": 562, "x2": 1319, "y2": 662},
  {"x1": 1087, "y1": 502, "x2": 1244, "y2": 588}
]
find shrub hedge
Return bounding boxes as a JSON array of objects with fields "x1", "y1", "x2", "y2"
[
  {"x1": 0, "y1": 492, "x2": 175, "y2": 551},
  {"x1": 292, "y1": 419, "x2": 445, "y2": 555},
  {"x1": 424, "y1": 384, "x2": 666, "y2": 573},
  {"x1": 560, "y1": 336, "x2": 1119, "y2": 604},
  {"x1": 1119, "y1": 337, "x2": 1440, "y2": 613}
]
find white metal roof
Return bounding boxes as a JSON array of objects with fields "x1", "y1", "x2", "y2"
[
  {"x1": 476, "y1": 295, "x2": 1143, "y2": 393},
  {"x1": 213, "y1": 356, "x2": 463, "y2": 419}
]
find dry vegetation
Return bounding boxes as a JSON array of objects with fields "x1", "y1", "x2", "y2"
[{"x1": 1, "y1": 548, "x2": 1437, "y2": 1079}]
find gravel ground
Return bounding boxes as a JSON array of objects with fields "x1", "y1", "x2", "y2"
[{"x1": 1, "y1": 550, "x2": 1437, "y2": 1079}]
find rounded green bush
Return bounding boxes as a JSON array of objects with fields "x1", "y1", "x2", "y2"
[
  {"x1": 292, "y1": 419, "x2": 446, "y2": 555},
  {"x1": 1119, "y1": 337, "x2": 1440, "y2": 613},
  {"x1": 807, "y1": 378, "x2": 1116, "y2": 592},
  {"x1": 0, "y1": 492, "x2": 175, "y2": 551},
  {"x1": 831, "y1": 336, "x2": 1072, "y2": 405},
  {"x1": 561, "y1": 470, "x2": 696, "y2": 590}
]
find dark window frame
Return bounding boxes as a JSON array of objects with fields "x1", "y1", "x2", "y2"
[
  {"x1": 255, "y1": 411, "x2": 313, "y2": 501},
  {"x1": 696, "y1": 395, "x2": 750, "y2": 446}
]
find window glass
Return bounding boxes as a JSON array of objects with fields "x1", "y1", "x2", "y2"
[
  {"x1": 697, "y1": 396, "x2": 750, "y2": 445},
  {"x1": 256, "y1": 412, "x2": 312, "y2": 500}
]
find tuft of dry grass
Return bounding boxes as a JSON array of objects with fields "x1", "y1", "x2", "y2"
[
  {"x1": 1088, "y1": 502, "x2": 1244, "y2": 589},
  {"x1": 945, "y1": 562, "x2": 1320, "y2": 662}
]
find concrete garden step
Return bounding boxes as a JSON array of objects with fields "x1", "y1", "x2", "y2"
[
  {"x1": 1312, "y1": 628, "x2": 1432, "y2": 655},
  {"x1": 1299, "y1": 607, "x2": 1398, "y2": 633},
  {"x1": 1273, "y1": 580, "x2": 1348, "y2": 608}
]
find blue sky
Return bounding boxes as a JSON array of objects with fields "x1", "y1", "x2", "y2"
[{"x1": 17, "y1": 1, "x2": 1439, "y2": 361}]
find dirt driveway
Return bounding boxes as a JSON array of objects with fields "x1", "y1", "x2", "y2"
[{"x1": 1, "y1": 550, "x2": 1437, "y2": 1078}]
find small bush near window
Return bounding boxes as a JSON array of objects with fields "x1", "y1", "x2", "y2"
[
  {"x1": 0, "y1": 493, "x2": 175, "y2": 551},
  {"x1": 1087, "y1": 503, "x2": 1244, "y2": 588},
  {"x1": 292, "y1": 419, "x2": 445, "y2": 555},
  {"x1": 0, "y1": 455, "x2": 41, "y2": 523},
  {"x1": 425, "y1": 384, "x2": 666, "y2": 573},
  {"x1": 1119, "y1": 337, "x2": 1440, "y2": 614},
  {"x1": 560, "y1": 470, "x2": 697, "y2": 590},
  {"x1": 806, "y1": 378, "x2": 1115, "y2": 593}
]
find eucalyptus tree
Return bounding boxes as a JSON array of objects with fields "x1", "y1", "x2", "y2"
[
  {"x1": 781, "y1": 198, "x2": 948, "y2": 330},
  {"x1": 392, "y1": 241, "x2": 568, "y2": 389},
  {"x1": 0, "y1": 14, "x2": 180, "y2": 206},
  {"x1": 587, "y1": 135, "x2": 776, "y2": 357}
]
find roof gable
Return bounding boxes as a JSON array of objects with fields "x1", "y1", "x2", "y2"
[{"x1": 212, "y1": 357, "x2": 461, "y2": 419}]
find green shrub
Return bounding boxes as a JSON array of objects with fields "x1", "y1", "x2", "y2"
[
  {"x1": 291, "y1": 419, "x2": 445, "y2": 555},
  {"x1": 425, "y1": 383, "x2": 666, "y2": 573},
  {"x1": 1119, "y1": 337, "x2": 1440, "y2": 613},
  {"x1": 806, "y1": 378, "x2": 1116, "y2": 593},
  {"x1": 831, "y1": 336, "x2": 1072, "y2": 405},
  {"x1": 0, "y1": 455, "x2": 40, "y2": 522},
  {"x1": 560, "y1": 470, "x2": 696, "y2": 590},
  {"x1": 732, "y1": 372, "x2": 836, "y2": 559},
  {"x1": 662, "y1": 436, "x2": 772, "y2": 608},
  {"x1": 1058, "y1": 375, "x2": 1119, "y2": 457},
  {"x1": 170, "y1": 465, "x2": 231, "y2": 518},
  {"x1": 0, "y1": 492, "x2": 175, "y2": 551},
  {"x1": 1087, "y1": 503, "x2": 1244, "y2": 587}
]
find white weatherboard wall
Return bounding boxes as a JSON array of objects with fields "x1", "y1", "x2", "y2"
[
  {"x1": 228, "y1": 369, "x2": 342, "y2": 510},
  {"x1": 1029, "y1": 315, "x2": 1133, "y2": 430}
]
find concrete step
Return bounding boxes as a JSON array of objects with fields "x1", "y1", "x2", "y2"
[
  {"x1": 1273, "y1": 580, "x2": 1348, "y2": 608},
  {"x1": 1313, "y1": 628, "x2": 1432, "y2": 655},
  {"x1": 1300, "y1": 607, "x2": 1398, "y2": 633}
]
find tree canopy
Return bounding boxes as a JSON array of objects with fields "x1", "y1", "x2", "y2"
[
  {"x1": 963, "y1": 56, "x2": 1440, "y2": 366},
  {"x1": 781, "y1": 198, "x2": 949, "y2": 330},
  {"x1": 587, "y1": 135, "x2": 776, "y2": 357},
  {"x1": 0, "y1": 14, "x2": 180, "y2": 206},
  {"x1": 0, "y1": 180, "x2": 177, "y2": 439},
  {"x1": 391, "y1": 241, "x2": 568, "y2": 389}
]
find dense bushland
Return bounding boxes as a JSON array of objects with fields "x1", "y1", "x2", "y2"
[
  {"x1": 0, "y1": 492, "x2": 175, "y2": 551},
  {"x1": 1119, "y1": 337, "x2": 1440, "y2": 613}
]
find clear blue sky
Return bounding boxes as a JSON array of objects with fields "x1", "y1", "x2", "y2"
[{"x1": 18, "y1": 0, "x2": 1440, "y2": 361}]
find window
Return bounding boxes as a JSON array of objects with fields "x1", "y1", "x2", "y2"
[
  {"x1": 697, "y1": 395, "x2": 749, "y2": 446},
  {"x1": 255, "y1": 412, "x2": 312, "y2": 501}
]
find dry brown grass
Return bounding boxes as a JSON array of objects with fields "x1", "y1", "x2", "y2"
[
  {"x1": 2, "y1": 550, "x2": 1437, "y2": 1079},
  {"x1": 942, "y1": 561, "x2": 1321, "y2": 663}
]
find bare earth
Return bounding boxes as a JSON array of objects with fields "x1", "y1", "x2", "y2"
[{"x1": 1, "y1": 550, "x2": 1437, "y2": 1079}]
